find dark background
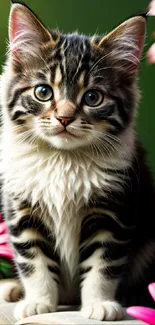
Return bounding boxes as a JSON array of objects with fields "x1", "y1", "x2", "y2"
[{"x1": 1, "y1": 1, "x2": 155, "y2": 173}]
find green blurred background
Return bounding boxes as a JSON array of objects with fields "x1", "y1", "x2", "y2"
[{"x1": 0, "y1": 1, "x2": 155, "y2": 172}]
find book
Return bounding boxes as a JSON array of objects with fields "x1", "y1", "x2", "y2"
[{"x1": 16, "y1": 310, "x2": 147, "y2": 325}]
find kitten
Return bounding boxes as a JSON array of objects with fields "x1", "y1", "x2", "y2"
[{"x1": 1, "y1": 1, "x2": 155, "y2": 322}]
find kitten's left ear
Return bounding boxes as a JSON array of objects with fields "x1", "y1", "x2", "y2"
[
  {"x1": 97, "y1": 16, "x2": 146, "y2": 76},
  {"x1": 9, "y1": 2, "x2": 52, "y2": 56}
]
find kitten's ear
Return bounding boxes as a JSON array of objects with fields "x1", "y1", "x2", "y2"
[
  {"x1": 98, "y1": 16, "x2": 146, "y2": 76},
  {"x1": 9, "y1": 3, "x2": 52, "y2": 56}
]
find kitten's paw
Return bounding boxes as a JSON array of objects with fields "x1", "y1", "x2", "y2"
[
  {"x1": 14, "y1": 300, "x2": 56, "y2": 320},
  {"x1": 81, "y1": 301, "x2": 123, "y2": 321},
  {"x1": 0, "y1": 280, "x2": 23, "y2": 302}
]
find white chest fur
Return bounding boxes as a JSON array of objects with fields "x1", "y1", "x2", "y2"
[{"x1": 2, "y1": 137, "x2": 126, "y2": 275}]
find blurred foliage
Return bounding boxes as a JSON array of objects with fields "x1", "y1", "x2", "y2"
[
  {"x1": 0, "y1": 258, "x2": 14, "y2": 279},
  {"x1": 0, "y1": 0, "x2": 155, "y2": 173}
]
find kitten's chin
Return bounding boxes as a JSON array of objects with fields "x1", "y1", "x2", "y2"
[{"x1": 42, "y1": 133, "x2": 90, "y2": 150}]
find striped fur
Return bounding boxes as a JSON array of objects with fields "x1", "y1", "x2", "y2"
[{"x1": 0, "y1": 2, "x2": 155, "y2": 322}]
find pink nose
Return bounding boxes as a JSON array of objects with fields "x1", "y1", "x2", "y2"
[
  {"x1": 56, "y1": 116, "x2": 74, "y2": 126},
  {"x1": 55, "y1": 100, "x2": 76, "y2": 126}
]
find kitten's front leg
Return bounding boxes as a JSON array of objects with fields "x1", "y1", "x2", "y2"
[
  {"x1": 80, "y1": 251, "x2": 123, "y2": 321},
  {"x1": 6, "y1": 199, "x2": 59, "y2": 320},
  {"x1": 14, "y1": 266, "x2": 58, "y2": 320},
  {"x1": 79, "y1": 213, "x2": 127, "y2": 321}
]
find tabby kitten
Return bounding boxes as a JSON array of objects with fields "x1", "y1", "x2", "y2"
[{"x1": 1, "y1": 1, "x2": 155, "y2": 322}]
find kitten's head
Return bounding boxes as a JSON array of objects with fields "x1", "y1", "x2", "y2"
[{"x1": 1, "y1": 2, "x2": 146, "y2": 150}]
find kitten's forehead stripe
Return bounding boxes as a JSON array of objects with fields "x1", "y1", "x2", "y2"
[
  {"x1": 50, "y1": 63, "x2": 58, "y2": 83},
  {"x1": 54, "y1": 65, "x2": 62, "y2": 85},
  {"x1": 77, "y1": 72, "x2": 86, "y2": 88},
  {"x1": 50, "y1": 34, "x2": 91, "y2": 84}
]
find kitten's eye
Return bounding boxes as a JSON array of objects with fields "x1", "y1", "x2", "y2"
[
  {"x1": 34, "y1": 85, "x2": 53, "y2": 102},
  {"x1": 83, "y1": 90, "x2": 104, "y2": 107}
]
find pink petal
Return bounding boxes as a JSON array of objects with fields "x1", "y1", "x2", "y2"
[
  {"x1": 127, "y1": 306, "x2": 155, "y2": 325},
  {"x1": 147, "y1": 44, "x2": 155, "y2": 64},
  {"x1": 148, "y1": 0, "x2": 155, "y2": 15},
  {"x1": 0, "y1": 246, "x2": 14, "y2": 259},
  {"x1": 0, "y1": 222, "x2": 7, "y2": 234},
  {"x1": 0, "y1": 233, "x2": 10, "y2": 244},
  {"x1": 148, "y1": 283, "x2": 155, "y2": 301},
  {"x1": 0, "y1": 252, "x2": 13, "y2": 259}
]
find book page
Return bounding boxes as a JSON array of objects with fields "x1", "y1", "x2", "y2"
[
  {"x1": 0, "y1": 302, "x2": 17, "y2": 325},
  {"x1": 16, "y1": 311, "x2": 147, "y2": 325}
]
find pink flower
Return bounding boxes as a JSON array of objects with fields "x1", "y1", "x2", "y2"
[
  {"x1": 127, "y1": 283, "x2": 155, "y2": 325},
  {"x1": 0, "y1": 214, "x2": 14, "y2": 259},
  {"x1": 147, "y1": 1, "x2": 155, "y2": 64},
  {"x1": 148, "y1": 0, "x2": 155, "y2": 15},
  {"x1": 147, "y1": 43, "x2": 155, "y2": 64}
]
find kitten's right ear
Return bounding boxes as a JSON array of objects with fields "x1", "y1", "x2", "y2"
[
  {"x1": 96, "y1": 16, "x2": 146, "y2": 77},
  {"x1": 9, "y1": 2, "x2": 52, "y2": 56}
]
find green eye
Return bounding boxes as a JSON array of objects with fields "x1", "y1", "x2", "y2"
[
  {"x1": 34, "y1": 85, "x2": 53, "y2": 102},
  {"x1": 83, "y1": 90, "x2": 104, "y2": 107}
]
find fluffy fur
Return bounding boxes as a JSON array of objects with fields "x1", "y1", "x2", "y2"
[{"x1": 0, "y1": 2, "x2": 155, "y2": 322}]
